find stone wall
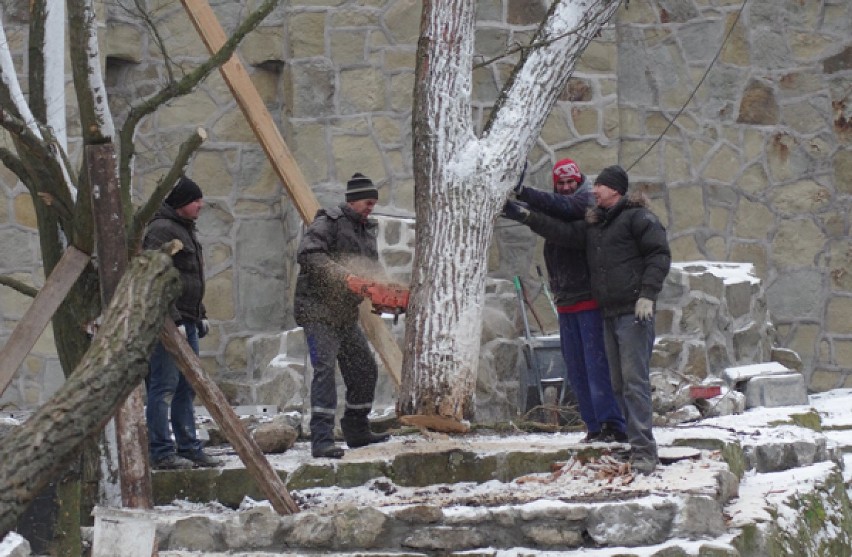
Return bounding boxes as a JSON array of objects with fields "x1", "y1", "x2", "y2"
[{"x1": 0, "y1": 0, "x2": 850, "y2": 410}]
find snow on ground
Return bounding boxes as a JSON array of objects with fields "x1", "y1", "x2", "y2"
[{"x1": 5, "y1": 389, "x2": 852, "y2": 556}]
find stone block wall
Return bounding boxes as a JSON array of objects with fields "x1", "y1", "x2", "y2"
[{"x1": 0, "y1": 0, "x2": 850, "y2": 410}]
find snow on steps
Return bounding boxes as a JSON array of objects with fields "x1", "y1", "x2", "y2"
[{"x1": 113, "y1": 398, "x2": 849, "y2": 556}]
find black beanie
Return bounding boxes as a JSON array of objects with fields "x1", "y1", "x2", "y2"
[
  {"x1": 595, "y1": 165, "x2": 629, "y2": 196},
  {"x1": 345, "y1": 173, "x2": 378, "y2": 202},
  {"x1": 165, "y1": 176, "x2": 203, "y2": 209}
]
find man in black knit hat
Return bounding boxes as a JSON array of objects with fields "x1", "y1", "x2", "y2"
[
  {"x1": 502, "y1": 165, "x2": 670, "y2": 475},
  {"x1": 143, "y1": 176, "x2": 221, "y2": 469},
  {"x1": 293, "y1": 173, "x2": 390, "y2": 458}
]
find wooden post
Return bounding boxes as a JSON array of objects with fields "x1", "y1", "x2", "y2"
[
  {"x1": 87, "y1": 143, "x2": 153, "y2": 509},
  {"x1": 180, "y1": 0, "x2": 402, "y2": 386},
  {"x1": 160, "y1": 320, "x2": 299, "y2": 514},
  {"x1": 0, "y1": 246, "x2": 89, "y2": 397}
]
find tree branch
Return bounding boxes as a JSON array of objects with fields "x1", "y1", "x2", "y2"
[
  {"x1": 0, "y1": 147, "x2": 29, "y2": 184},
  {"x1": 117, "y1": 0, "x2": 278, "y2": 196},
  {"x1": 0, "y1": 276, "x2": 39, "y2": 298},
  {"x1": 128, "y1": 128, "x2": 208, "y2": 251},
  {"x1": 0, "y1": 247, "x2": 181, "y2": 537}
]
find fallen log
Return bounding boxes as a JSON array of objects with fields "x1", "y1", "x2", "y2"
[{"x1": 0, "y1": 248, "x2": 182, "y2": 537}]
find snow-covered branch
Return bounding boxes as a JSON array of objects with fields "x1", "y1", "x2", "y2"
[{"x1": 482, "y1": 0, "x2": 621, "y2": 182}]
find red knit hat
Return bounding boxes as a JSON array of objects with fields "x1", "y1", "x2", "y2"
[{"x1": 552, "y1": 158, "x2": 581, "y2": 186}]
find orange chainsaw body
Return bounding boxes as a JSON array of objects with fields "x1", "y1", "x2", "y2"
[{"x1": 346, "y1": 276, "x2": 410, "y2": 320}]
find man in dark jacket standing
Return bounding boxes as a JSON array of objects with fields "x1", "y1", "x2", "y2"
[
  {"x1": 143, "y1": 176, "x2": 221, "y2": 469},
  {"x1": 504, "y1": 165, "x2": 670, "y2": 474},
  {"x1": 508, "y1": 159, "x2": 626, "y2": 443},
  {"x1": 294, "y1": 173, "x2": 390, "y2": 459}
]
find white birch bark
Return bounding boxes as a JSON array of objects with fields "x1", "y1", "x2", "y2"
[
  {"x1": 44, "y1": 2, "x2": 68, "y2": 150},
  {"x1": 400, "y1": 0, "x2": 622, "y2": 422},
  {"x1": 79, "y1": 0, "x2": 115, "y2": 139}
]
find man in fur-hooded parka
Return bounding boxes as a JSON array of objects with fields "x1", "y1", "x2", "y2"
[{"x1": 519, "y1": 165, "x2": 671, "y2": 475}]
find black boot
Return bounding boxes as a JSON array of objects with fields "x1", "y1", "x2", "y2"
[
  {"x1": 311, "y1": 444, "x2": 344, "y2": 459},
  {"x1": 341, "y1": 415, "x2": 390, "y2": 448}
]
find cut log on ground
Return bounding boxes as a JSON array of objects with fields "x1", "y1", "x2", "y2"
[{"x1": 0, "y1": 249, "x2": 182, "y2": 537}]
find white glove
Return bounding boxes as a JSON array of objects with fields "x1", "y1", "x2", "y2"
[
  {"x1": 634, "y1": 297, "x2": 654, "y2": 321},
  {"x1": 177, "y1": 324, "x2": 187, "y2": 337},
  {"x1": 198, "y1": 319, "x2": 210, "y2": 339}
]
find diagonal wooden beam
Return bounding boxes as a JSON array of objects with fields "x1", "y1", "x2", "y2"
[
  {"x1": 0, "y1": 246, "x2": 89, "y2": 397},
  {"x1": 179, "y1": 0, "x2": 402, "y2": 385},
  {"x1": 160, "y1": 320, "x2": 299, "y2": 515}
]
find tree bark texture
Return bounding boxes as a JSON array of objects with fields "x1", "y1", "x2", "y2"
[
  {"x1": 399, "y1": 0, "x2": 622, "y2": 425},
  {"x1": 0, "y1": 250, "x2": 181, "y2": 537}
]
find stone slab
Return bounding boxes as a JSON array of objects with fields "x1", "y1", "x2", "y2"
[
  {"x1": 723, "y1": 361, "x2": 790, "y2": 383},
  {"x1": 743, "y1": 373, "x2": 808, "y2": 409}
]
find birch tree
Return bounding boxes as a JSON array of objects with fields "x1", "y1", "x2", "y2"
[{"x1": 399, "y1": 0, "x2": 623, "y2": 427}]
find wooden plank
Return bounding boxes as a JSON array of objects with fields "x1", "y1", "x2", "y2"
[
  {"x1": 160, "y1": 320, "x2": 299, "y2": 515},
  {"x1": 180, "y1": 0, "x2": 402, "y2": 386},
  {"x1": 87, "y1": 143, "x2": 153, "y2": 509},
  {"x1": 0, "y1": 246, "x2": 89, "y2": 397}
]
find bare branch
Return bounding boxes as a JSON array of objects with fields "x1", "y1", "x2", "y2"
[
  {"x1": 0, "y1": 276, "x2": 39, "y2": 298},
  {"x1": 67, "y1": 0, "x2": 115, "y2": 144},
  {"x1": 129, "y1": 127, "x2": 207, "y2": 251},
  {"x1": 0, "y1": 147, "x2": 28, "y2": 183},
  {"x1": 129, "y1": 0, "x2": 177, "y2": 84},
  {"x1": 117, "y1": 0, "x2": 277, "y2": 195}
]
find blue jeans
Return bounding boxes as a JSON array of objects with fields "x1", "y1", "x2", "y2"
[
  {"x1": 304, "y1": 321, "x2": 378, "y2": 448},
  {"x1": 146, "y1": 321, "x2": 202, "y2": 461},
  {"x1": 602, "y1": 313, "x2": 657, "y2": 460},
  {"x1": 559, "y1": 309, "x2": 625, "y2": 433}
]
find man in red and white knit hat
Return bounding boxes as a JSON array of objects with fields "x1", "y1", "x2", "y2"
[{"x1": 503, "y1": 159, "x2": 626, "y2": 444}]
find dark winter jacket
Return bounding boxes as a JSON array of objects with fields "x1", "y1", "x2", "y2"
[
  {"x1": 518, "y1": 175, "x2": 595, "y2": 307},
  {"x1": 525, "y1": 193, "x2": 671, "y2": 318},
  {"x1": 293, "y1": 203, "x2": 379, "y2": 326},
  {"x1": 142, "y1": 203, "x2": 207, "y2": 323}
]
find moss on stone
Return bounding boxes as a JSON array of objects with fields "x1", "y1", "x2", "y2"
[
  {"x1": 744, "y1": 468, "x2": 852, "y2": 556},
  {"x1": 768, "y1": 409, "x2": 822, "y2": 432},
  {"x1": 335, "y1": 461, "x2": 390, "y2": 488},
  {"x1": 391, "y1": 450, "x2": 495, "y2": 486},
  {"x1": 286, "y1": 463, "x2": 338, "y2": 490}
]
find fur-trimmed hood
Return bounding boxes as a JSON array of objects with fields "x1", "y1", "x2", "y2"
[{"x1": 586, "y1": 191, "x2": 650, "y2": 224}]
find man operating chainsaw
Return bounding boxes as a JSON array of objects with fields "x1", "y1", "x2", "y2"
[{"x1": 294, "y1": 172, "x2": 400, "y2": 459}]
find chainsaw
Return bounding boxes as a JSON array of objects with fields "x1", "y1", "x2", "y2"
[{"x1": 345, "y1": 276, "x2": 410, "y2": 323}]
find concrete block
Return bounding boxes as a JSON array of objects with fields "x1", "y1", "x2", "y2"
[
  {"x1": 724, "y1": 361, "x2": 790, "y2": 384},
  {"x1": 743, "y1": 373, "x2": 808, "y2": 409},
  {"x1": 92, "y1": 511, "x2": 155, "y2": 557}
]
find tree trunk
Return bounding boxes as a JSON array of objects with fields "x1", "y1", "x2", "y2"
[
  {"x1": 398, "y1": 0, "x2": 623, "y2": 426},
  {"x1": 0, "y1": 249, "x2": 181, "y2": 537}
]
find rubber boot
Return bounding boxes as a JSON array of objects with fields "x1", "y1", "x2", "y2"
[
  {"x1": 341, "y1": 415, "x2": 389, "y2": 448},
  {"x1": 311, "y1": 413, "x2": 343, "y2": 458}
]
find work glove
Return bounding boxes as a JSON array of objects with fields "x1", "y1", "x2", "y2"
[
  {"x1": 634, "y1": 297, "x2": 654, "y2": 321},
  {"x1": 177, "y1": 324, "x2": 187, "y2": 337},
  {"x1": 197, "y1": 319, "x2": 210, "y2": 339},
  {"x1": 513, "y1": 161, "x2": 528, "y2": 195},
  {"x1": 501, "y1": 200, "x2": 530, "y2": 223}
]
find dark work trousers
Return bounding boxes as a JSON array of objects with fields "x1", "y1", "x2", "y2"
[
  {"x1": 146, "y1": 321, "x2": 203, "y2": 461},
  {"x1": 559, "y1": 308, "x2": 625, "y2": 434},
  {"x1": 304, "y1": 320, "x2": 378, "y2": 449},
  {"x1": 602, "y1": 313, "x2": 658, "y2": 461}
]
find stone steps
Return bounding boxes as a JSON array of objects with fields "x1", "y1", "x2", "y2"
[{"x1": 94, "y1": 401, "x2": 852, "y2": 556}]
